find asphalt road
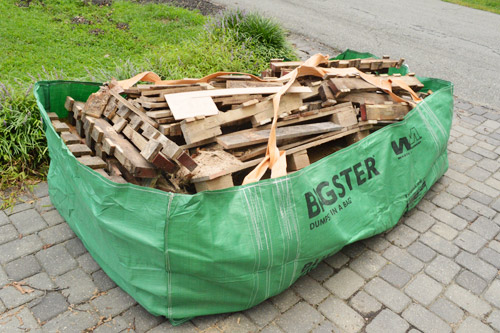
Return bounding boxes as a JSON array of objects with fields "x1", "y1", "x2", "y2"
[{"x1": 213, "y1": 0, "x2": 500, "y2": 108}]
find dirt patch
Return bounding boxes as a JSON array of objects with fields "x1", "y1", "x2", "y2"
[
  {"x1": 89, "y1": 28, "x2": 105, "y2": 36},
  {"x1": 116, "y1": 22, "x2": 129, "y2": 30},
  {"x1": 134, "y1": 0, "x2": 223, "y2": 16},
  {"x1": 72, "y1": 16, "x2": 93, "y2": 25}
]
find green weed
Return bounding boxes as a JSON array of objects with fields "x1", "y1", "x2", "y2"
[{"x1": 205, "y1": 9, "x2": 297, "y2": 61}]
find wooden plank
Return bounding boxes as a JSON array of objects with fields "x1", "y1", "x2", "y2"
[
  {"x1": 76, "y1": 156, "x2": 106, "y2": 169},
  {"x1": 122, "y1": 125, "x2": 148, "y2": 151},
  {"x1": 226, "y1": 80, "x2": 283, "y2": 88},
  {"x1": 102, "y1": 138, "x2": 116, "y2": 156},
  {"x1": 177, "y1": 152, "x2": 197, "y2": 172},
  {"x1": 146, "y1": 110, "x2": 172, "y2": 119},
  {"x1": 128, "y1": 115, "x2": 143, "y2": 131},
  {"x1": 276, "y1": 103, "x2": 354, "y2": 127},
  {"x1": 337, "y1": 92, "x2": 392, "y2": 105},
  {"x1": 64, "y1": 96, "x2": 75, "y2": 112},
  {"x1": 331, "y1": 107, "x2": 358, "y2": 127},
  {"x1": 346, "y1": 130, "x2": 370, "y2": 145},
  {"x1": 52, "y1": 120, "x2": 70, "y2": 133},
  {"x1": 139, "y1": 100, "x2": 169, "y2": 109},
  {"x1": 194, "y1": 174, "x2": 234, "y2": 192},
  {"x1": 328, "y1": 75, "x2": 423, "y2": 98},
  {"x1": 140, "y1": 85, "x2": 207, "y2": 96},
  {"x1": 109, "y1": 89, "x2": 159, "y2": 128},
  {"x1": 141, "y1": 122, "x2": 161, "y2": 140},
  {"x1": 91, "y1": 125, "x2": 105, "y2": 144},
  {"x1": 75, "y1": 119, "x2": 85, "y2": 137},
  {"x1": 217, "y1": 122, "x2": 343, "y2": 149},
  {"x1": 83, "y1": 89, "x2": 110, "y2": 118},
  {"x1": 365, "y1": 104, "x2": 411, "y2": 120},
  {"x1": 72, "y1": 102, "x2": 84, "y2": 120},
  {"x1": 213, "y1": 94, "x2": 263, "y2": 106},
  {"x1": 180, "y1": 117, "x2": 222, "y2": 145},
  {"x1": 68, "y1": 144, "x2": 92, "y2": 157},
  {"x1": 166, "y1": 86, "x2": 311, "y2": 120},
  {"x1": 158, "y1": 123, "x2": 181, "y2": 136},
  {"x1": 60, "y1": 132, "x2": 80, "y2": 145},
  {"x1": 250, "y1": 94, "x2": 303, "y2": 126},
  {"x1": 151, "y1": 152, "x2": 179, "y2": 173},
  {"x1": 103, "y1": 96, "x2": 118, "y2": 118},
  {"x1": 47, "y1": 112, "x2": 59, "y2": 121},
  {"x1": 140, "y1": 139, "x2": 163, "y2": 162},
  {"x1": 92, "y1": 117, "x2": 157, "y2": 178},
  {"x1": 287, "y1": 150, "x2": 310, "y2": 171}
]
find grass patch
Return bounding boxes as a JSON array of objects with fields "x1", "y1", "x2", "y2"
[
  {"x1": 443, "y1": 0, "x2": 500, "y2": 15},
  {"x1": 0, "y1": 0, "x2": 296, "y2": 193}
]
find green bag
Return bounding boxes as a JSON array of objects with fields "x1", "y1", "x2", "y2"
[{"x1": 34, "y1": 51, "x2": 453, "y2": 325}]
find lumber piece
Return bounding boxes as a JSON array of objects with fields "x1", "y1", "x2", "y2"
[
  {"x1": 139, "y1": 100, "x2": 169, "y2": 109},
  {"x1": 47, "y1": 112, "x2": 59, "y2": 121},
  {"x1": 226, "y1": 80, "x2": 283, "y2": 88},
  {"x1": 327, "y1": 75, "x2": 423, "y2": 98},
  {"x1": 103, "y1": 96, "x2": 118, "y2": 118},
  {"x1": 75, "y1": 120, "x2": 85, "y2": 137},
  {"x1": 249, "y1": 94, "x2": 303, "y2": 126},
  {"x1": 91, "y1": 125, "x2": 104, "y2": 144},
  {"x1": 94, "y1": 168, "x2": 127, "y2": 184},
  {"x1": 112, "y1": 116, "x2": 127, "y2": 133},
  {"x1": 102, "y1": 138, "x2": 116, "y2": 156},
  {"x1": 122, "y1": 125, "x2": 148, "y2": 151},
  {"x1": 217, "y1": 122, "x2": 343, "y2": 149},
  {"x1": 194, "y1": 174, "x2": 234, "y2": 192},
  {"x1": 180, "y1": 117, "x2": 222, "y2": 145},
  {"x1": 318, "y1": 83, "x2": 337, "y2": 105},
  {"x1": 52, "y1": 120, "x2": 70, "y2": 133},
  {"x1": 92, "y1": 117, "x2": 158, "y2": 178},
  {"x1": 152, "y1": 152, "x2": 179, "y2": 173},
  {"x1": 139, "y1": 84, "x2": 208, "y2": 96},
  {"x1": 60, "y1": 132, "x2": 81, "y2": 145},
  {"x1": 179, "y1": 94, "x2": 304, "y2": 144},
  {"x1": 72, "y1": 102, "x2": 84, "y2": 120},
  {"x1": 287, "y1": 150, "x2": 310, "y2": 171},
  {"x1": 83, "y1": 89, "x2": 110, "y2": 118},
  {"x1": 64, "y1": 96, "x2": 75, "y2": 112},
  {"x1": 140, "y1": 139, "x2": 163, "y2": 162},
  {"x1": 77, "y1": 156, "x2": 107, "y2": 169},
  {"x1": 346, "y1": 130, "x2": 371, "y2": 145},
  {"x1": 331, "y1": 106, "x2": 358, "y2": 127},
  {"x1": 270, "y1": 58, "x2": 403, "y2": 75},
  {"x1": 146, "y1": 110, "x2": 172, "y2": 119},
  {"x1": 337, "y1": 92, "x2": 392, "y2": 105},
  {"x1": 277, "y1": 102, "x2": 355, "y2": 127},
  {"x1": 364, "y1": 103, "x2": 411, "y2": 120},
  {"x1": 109, "y1": 89, "x2": 159, "y2": 129},
  {"x1": 68, "y1": 144, "x2": 92, "y2": 157},
  {"x1": 213, "y1": 94, "x2": 263, "y2": 106},
  {"x1": 166, "y1": 86, "x2": 311, "y2": 120}
]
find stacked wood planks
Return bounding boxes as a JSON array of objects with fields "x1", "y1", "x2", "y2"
[{"x1": 52, "y1": 56, "x2": 430, "y2": 193}]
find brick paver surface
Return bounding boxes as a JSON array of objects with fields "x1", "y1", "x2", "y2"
[{"x1": 1, "y1": 98, "x2": 499, "y2": 332}]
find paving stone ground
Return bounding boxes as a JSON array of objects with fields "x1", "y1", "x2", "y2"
[{"x1": 1, "y1": 98, "x2": 499, "y2": 332}]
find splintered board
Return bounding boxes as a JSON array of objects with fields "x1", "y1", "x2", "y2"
[
  {"x1": 166, "y1": 86, "x2": 312, "y2": 120},
  {"x1": 216, "y1": 122, "x2": 343, "y2": 149}
]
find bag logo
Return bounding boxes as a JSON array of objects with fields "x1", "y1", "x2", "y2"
[{"x1": 391, "y1": 127, "x2": 422, "y2": 158}]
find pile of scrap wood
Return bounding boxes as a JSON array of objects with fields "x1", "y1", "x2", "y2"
[{"x1": 50, "y1": 55, "x2": 429, "y2": 193}]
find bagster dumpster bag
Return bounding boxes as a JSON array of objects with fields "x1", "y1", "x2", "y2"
[{"x1": 34, "y1": 51, "x2": 453, "y2": 324}]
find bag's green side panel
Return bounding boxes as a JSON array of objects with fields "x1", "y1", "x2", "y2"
[
  {"x1": 165, "y1": 81, "x2": 454, "y2": 318},
  {"x1": 34, "y1": 81, "x2": 171, "y2": 317}
]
